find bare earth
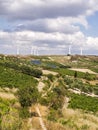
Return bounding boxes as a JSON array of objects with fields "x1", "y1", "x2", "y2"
[
  {"x1": 0, "y1": 92, "x2": 16, "y2": 100},
  {"x1": 69, "y1": 68, "x2": 98, "y2": 75},
  {"x1": 42, "y1": 70, "x2": 58, "y2": 75},
  {"x1": 37, "y1": 82, "x2": 45, "y2": 92},
  {"x1": 28, "y1": 104, "x2": 48, "y2": 130}
]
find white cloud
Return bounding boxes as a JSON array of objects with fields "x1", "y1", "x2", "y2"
[
  {"x1": 0, "y1": 0, "x2": 97, "y2": 20},
  {"x1": 86, "y1": 37, "x2": 98, "y2": 49},
  {"x1": 0, "y1": 30, "x2": 98, "y2": 54},
  {"x1": 0, "y1": 0, "x2": 98, "y2": 54}
]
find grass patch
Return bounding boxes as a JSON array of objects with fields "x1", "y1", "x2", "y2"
[
  {"x1": 0, "y1": 65, "x2": 38, "y2": 89},
  {"x1": 68, "y1": 94, "x2": 98, "y2": 113}
]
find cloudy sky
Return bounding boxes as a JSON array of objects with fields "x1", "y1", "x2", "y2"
[{"x1": 0, "y1": 0, "x2": 98, "y2": 55}]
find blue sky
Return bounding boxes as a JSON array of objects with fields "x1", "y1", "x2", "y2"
[
  {"x1": 81, "y1": 12, "x2": 98, "y2": 37},
  {"x1": 0, "y1": 0, "x2": 98, "y2": 55}
]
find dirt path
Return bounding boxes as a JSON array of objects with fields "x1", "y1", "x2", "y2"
[
  {"x1": 42, "y1": 70, "x2": 58, "y2": 75},
  {"x1": 43, "y1": 78, "x2": 58, "y2": 97},
  {"x1": 35, "y1": 105, "x2": 47, "y2": 130},
  {"x1": 69, "y1": 68, "x2": 98, "y2": 75},
  {"x1": 48, "y1": 57, "x2": 54, "y2": 61},
  {"x1": 37, "y1": 82, "x2": 45, "y2": 92},
  {"x1": 68, "y1": 88, "x2": 98, "y2": 98},
  {"x1": 28, "y1": 118, "x2": 33, "y2": 130},
  {"x1": 28, "y1": 105, "x2": 47, "y2": 130},
  {"x1": 63, "y1": 97, "x2": 70, "y2": 109},
  {"x1": 28, "y1": 107, "x2": 33, "y2": 130}
]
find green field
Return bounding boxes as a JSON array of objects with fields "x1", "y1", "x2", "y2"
[
  {"x1": 68, "y1": 94, "x2": 98, "y2": 113},
  {"x1": 0, "y1": 65, "x2": 38, "y2": 89}
]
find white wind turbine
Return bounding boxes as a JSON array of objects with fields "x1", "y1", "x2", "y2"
[
  {"x1": 33, "y1": 47, "x2": 39, "y2": 56},
  {"x1": 17, "y1": 46, "x2": 20, "y2": 55},
  {"x1": 80, "y1": 47, "x2": 83, "y2": 55},
  {"x1": 34, "y1": 49, "x2": 36, "y2": 55},
  {"x1": 31, "y1": 46, "x2": 34, "y2": 55},
  {"x1": 68, "y1": 45, "x2": 71, "y2": 55},
  {"x1": 36, "y1": 48, "x2": 39, "y2": 56}
]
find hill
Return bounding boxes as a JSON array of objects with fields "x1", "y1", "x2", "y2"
[{"x1": 0, "y1": 54, "x2": 98, "y2": 130}]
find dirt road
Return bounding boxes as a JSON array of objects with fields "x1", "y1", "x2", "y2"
[{"x1": 69, "y1": 68, "x2": 98, "y2": 75}]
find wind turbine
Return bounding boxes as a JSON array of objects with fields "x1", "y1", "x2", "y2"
[
  {"x1": 36, "y1": 48, "x2": 39, "y2": 56},
  {"x1": 34, "y1": 49, "x2": 36, "y2": 55},
  {"x1": 17, "y1": 46, "x2": 20, "y2": 55},
  {"x1": 33, "y1": 47, "x2": 39, "y2": 56},
  {"x1": 31, "y1": 46, "x2": 33, "y2": 55},
  {"x1": 80, "y1": 47, "x2": 83, "y2": 55},
  {"x1": 68, "y1": 45, "x2": 71, "y2": 55}
]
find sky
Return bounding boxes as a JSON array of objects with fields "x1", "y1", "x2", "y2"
[{"x1": 0, "y1": 0, "x2": 98, "y2": 55}]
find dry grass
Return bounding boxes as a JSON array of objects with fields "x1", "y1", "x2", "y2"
[
  {"x1": 50, "y1": 56, "x2": 71, "y2": 64},
  {"x1": 89, "y1": 80, "x2": 98, "y2": 85},
  {"x1": 29, "y1": 104, "x2": 98, "y2": 130},
  {"x1": 44, "y1": 119, "x2": 67, "y2": 130},
  {"x1": 31, "y1": 117, "x2": 43, "y2": 130},
  {"x1": 29, "y1": 104, "x2": 48, "y2": 130},
  {"x1": 0, "y1": 92, "x2": 16, "y2": 100},
  {"x1": 62, "y1": 108, "x2": 98, "y2": 130}
]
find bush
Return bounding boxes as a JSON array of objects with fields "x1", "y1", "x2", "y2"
[
  {"x1": 18, "y1": 86, "x2": 39, "y2": 107},
  {"x1": 47, "y1": 109, "x2": 57, "y2": 122},
  {"x1": 20, "y1": 65, "x2": 43, "y2": 78},
  {"x1": 19, "y1": 107, "x2": 30, "y2": 119},
  {"x1": 39, "y1": 97, "x2": 49, "y2": 106},
  {"x1": 47, "y1": 74, "x2": 54, "y2": 82},
  {"x1": 0, "y1": 61, "x2": 43, "y2": 78},
  {"x1": 74, "y1": 71, "x2": 77, "y2": 78},
  {"x1": 47, "y1": 90, "x2": 65, "y2": 110},
  {"x1": 47, "y1": 109, "x2": 63, "y2": 122}
]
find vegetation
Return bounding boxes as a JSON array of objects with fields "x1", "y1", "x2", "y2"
[
  {"x1": 0, "y1": 65, "x2": 38, "y2": 89},
  {"x1": 17, "y1": 85, "x2": 39, "y2": 107},
  {"x1": 68, "y1": 94, "x2": 98, "y2": 113},
  {"x1": 0, "y1": 56, "x2": 42, "y2": 78},
  {"x1": 52, "y1": 68, "x2": 97, "y2": 80},
  {"x1": 47, "y1": 74, "x2": 54, "y2": 82},
  {"x1": 0, "y1": 54, "x2": 98, "y2": 130},
  {"x1": 0, "y1": 98, "x2": 28, "y2": 130}
]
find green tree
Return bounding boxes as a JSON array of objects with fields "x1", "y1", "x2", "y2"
[
  {"x1": 18, "y1": 86, "x2": 39, "y2": 107},
  {"x1": 74, "y1": 71, "x2": 77, "y2": 78}
]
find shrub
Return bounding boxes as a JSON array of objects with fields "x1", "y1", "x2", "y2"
[
  {"x1": 74, "y1": 71, "x2": 77, "y2": 78},
  {"x1": 19, "y1": 107, "x2": 30, "y2": 119},
  {"x1": 47, "y1": 109, "x2": 63, "y2": 122},
  {"x1": 47, "y1": 74, "x2": 54, "y2": 82},
  {"x1": 17, "y1": 86, "x2": 39, "y2": 107}
]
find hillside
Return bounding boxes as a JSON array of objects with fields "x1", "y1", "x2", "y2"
[{"x1": 0, "y1": 54, "x2": 98, "y2": 130}]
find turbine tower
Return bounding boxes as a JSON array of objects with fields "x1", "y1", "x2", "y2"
[
  {"x1": 33, "y1": 47, "x2": 39, "y2": 56},
  {"x1": 34, "y1": 49, "x2": 36, "y2": 55},
  {"x1": 80, "y1": 47, "x2": 83, "y2": 55},
  {"x1": 36, "y1": 48, "x2": 39, "y2": 56},
  {"x1": 68, "y1": 45, "x2": 71, "y2": 55},
  {"x1": 17, "y1": 46, "x2": 20, "y2": 55},
  {"x1": 31, "y1": 46, "x2": 33, "y2": 55}
]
